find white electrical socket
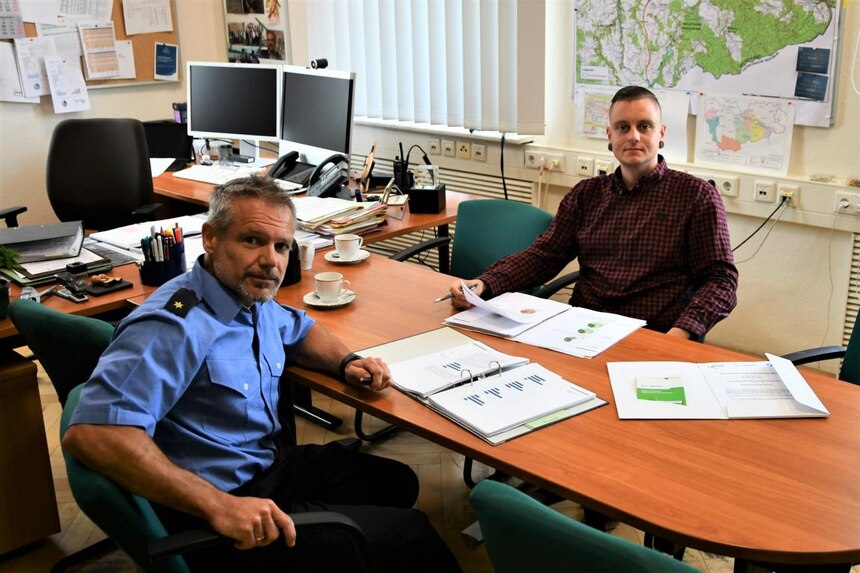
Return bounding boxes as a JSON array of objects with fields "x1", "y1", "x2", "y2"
[
  {"x1": 456, "y1": 141, "x2": 471, "y2": 160},
  {"x1": 577, "y1": 157, "x2": 594, "y2": 177},
  {"x1": 754, "y1": 180, "x2": 776, "y2": 203},
  {"x1": 595, "y1": 158, "x2": 612, "y2": 176},
  {"x1": 472, "y1": 143, "x2": 487, "y2": 162},
  {"x1": 778, "y1": 183, "x2": 800, "y2": 206},
  {"x1": 442, "y1": 139, "x2": 456, "y2": 157},
  {"x1": 525, "y1": 151, "x2": 565, "y2": 172},
  {"x1": 689, "y1": 170, "x2": 739, "y2": 197},
  {"x1": 834, "y1": 191, "x2": 860, "y2": 215},
  {"x1": 428, "y1": 138, "x2": 441, "y2": 155}
]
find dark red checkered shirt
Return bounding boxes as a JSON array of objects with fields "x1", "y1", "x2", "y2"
[{"x1": 479, "y1": 158, "x2": 738, "y2": 338}]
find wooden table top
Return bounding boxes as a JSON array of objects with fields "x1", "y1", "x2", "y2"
[
  {"x1": 269, "y1": 252, "x2": 860, "y2": 566},
  {"x1": 152, "y1": 172, "x2": 476, "y2": 245}
]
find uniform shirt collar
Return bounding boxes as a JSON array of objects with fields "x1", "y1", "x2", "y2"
[{"x1": 189, "y1": 255, "x2": 252, "y2": 324}]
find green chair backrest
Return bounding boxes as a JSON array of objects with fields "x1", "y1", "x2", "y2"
[
  {"x1": 61, "y1": 386, "x2": 191, "y2": 573},
  {"x1": 469, "y1": 480, "x2": 699, "y2": 573},
  {"x1": 841, "y1": 318, "x2": 859, "y2": 384},
  {"x1": 449, "y1": 199, "x2": 553, "y2": 281},
  {"x1": 7, "y1": 299, "x2": 114, "y2": 406}
]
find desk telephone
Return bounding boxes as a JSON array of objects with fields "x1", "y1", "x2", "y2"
[{"x1": 268, "y1": 151, "x2": 349, "y2": 198}]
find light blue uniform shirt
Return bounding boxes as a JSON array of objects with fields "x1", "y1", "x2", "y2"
[{"x1": 71, "y1": 259, "x2": 315, "y2": 491}]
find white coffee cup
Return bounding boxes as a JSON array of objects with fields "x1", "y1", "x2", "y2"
[
  {"x1": 335, "y1": 234, "x2": 363, "y2": 260},
  {"x1": 298, "y1": 241, "x2": 315, "y2": 270},
  {"x1": 314, "y1": 271, "x2": 350, "y2": 303}
]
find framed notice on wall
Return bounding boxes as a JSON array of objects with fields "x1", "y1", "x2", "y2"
[{"x1": 223, "y1": 0, "x2": 290, "y2": 64}]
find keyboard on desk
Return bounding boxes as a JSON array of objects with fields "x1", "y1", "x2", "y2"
[{"x1": 173, "y1": 164, "x2": 263, "y2": 185}]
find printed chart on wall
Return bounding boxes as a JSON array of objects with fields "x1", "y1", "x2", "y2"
[
  {"x1": 223, "y1": 0, "x2": 290, "y2": 63},
  {"x1": 573, "y1": 0, "x2": 842, "y2": 128}
]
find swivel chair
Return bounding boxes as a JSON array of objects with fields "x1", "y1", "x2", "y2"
[
  {"x1": 7, "y1": 300, "x2": 374, "y2": 572},
  {"x1": 353, "y1": 199, "x2": 579, "y2": 442},
  {"x1": 469, "y1": 480, "x2": 699, "y2": 573},
  {"x1": 783, "y1": 317, "x2": 858, "y2": 384},
  {"x1": 46, "y1": 118, "x2": 162, "y2": 231},
  {"x1": 0, "y1": 206, "x2": 27, "y2": 227}
]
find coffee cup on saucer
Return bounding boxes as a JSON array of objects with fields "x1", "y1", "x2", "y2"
[
  {"x1": 334, "y1": 234, "x2": 363, "y2": 260},
  {"x1": 314, "y1": 271, "x2": 350, "y2": 303}
]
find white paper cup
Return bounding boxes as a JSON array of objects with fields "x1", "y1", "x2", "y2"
[
  {"x1": 314, "y1": 271, "x2": 350, "y2": 302},
  {"x1": 298, "y1": 241, "x2": 315, "y2": 270},
  {"x1": 335, "y1": 234, "x2": 363, "y2": 260}
]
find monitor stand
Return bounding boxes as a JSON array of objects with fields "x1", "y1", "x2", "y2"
[{"x1": 239, "y1": 139, "x2": 276, "y2": 168}]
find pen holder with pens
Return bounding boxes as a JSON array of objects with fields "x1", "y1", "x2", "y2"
[{"x1": 139, "y1": 245, "x2": 187, "y2": 286}]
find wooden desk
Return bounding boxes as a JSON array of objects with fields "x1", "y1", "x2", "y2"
[
  {"x1": 264, "y1": 253, "x2": 860, "y2": 567},
  {"x1": 152, "y1": 172, "x2": 479, "y2": 273}
]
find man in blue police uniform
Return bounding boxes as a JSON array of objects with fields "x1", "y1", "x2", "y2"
[{"x1": 63, "y1": 175, "x2": 461, "y2": 572}]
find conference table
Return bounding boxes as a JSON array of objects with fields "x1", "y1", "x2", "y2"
[{"x1": 253, "y1": 251, "x2": 860, "y2": 569}]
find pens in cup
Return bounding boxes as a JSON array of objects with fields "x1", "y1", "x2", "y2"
[{"x1": 434, "y1": 283, "x2": 478, "y2": 303}]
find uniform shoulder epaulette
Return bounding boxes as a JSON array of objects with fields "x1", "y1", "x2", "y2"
[{"x1": 163, "y1": 288, "x2": 199, "y2": 318}]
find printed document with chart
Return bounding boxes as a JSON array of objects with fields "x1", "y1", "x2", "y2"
[
  {"x1": 607, "y1": 353, "x2": 829, "y2": 419},
  {"x1": 443, "y1": 284, "x2": 646, "y2": 358},
  {"x1": 359, "y1": 327, "x2": 606, "y2": 444}
]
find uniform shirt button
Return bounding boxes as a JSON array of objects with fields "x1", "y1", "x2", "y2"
[
  {"x1": 243, "y1": 383, "x2": 249, "y2": 390},
  {"x1": 277, "y1": 362, "x2": 282, "y2": 369}
]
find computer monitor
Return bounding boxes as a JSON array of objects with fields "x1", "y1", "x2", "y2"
[
  {"x1": 186, "y1": 61, "x2": 282, "y2": 161},
  {"x1": 279, "y1": 65, "x2": 355, "y2": 167}
]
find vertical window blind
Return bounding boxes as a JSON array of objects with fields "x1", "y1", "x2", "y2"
[{"x1": 303, "y1": 0, "x2": 546, "y2": 135}]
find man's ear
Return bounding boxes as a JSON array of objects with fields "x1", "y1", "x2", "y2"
[{"x1": 201, "y1": 222, "x2": 217, "y2": 255}]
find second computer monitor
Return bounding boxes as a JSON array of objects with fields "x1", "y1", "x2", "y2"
[{"x1": 280, "y1": 65, "x2": 355, "y2": 166}]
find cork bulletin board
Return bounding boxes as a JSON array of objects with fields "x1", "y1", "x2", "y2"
[{"x1": 22, "y1": 0, "x2": 180, "y2": 89}]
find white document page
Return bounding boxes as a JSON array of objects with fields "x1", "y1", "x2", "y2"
[
  {"x1": 35, "y1": 23, "x2": 83, "y2": 57},
  {"x1": 0, "y1": 42, "x2": 39, "y2": 102},
  {"x1": 113, "y1": 39, "x2": 135, "y2": 78},
  {"x1": 149, "y1": 157, "x2": 173, "y2": 176},
  {"x1": 428, "y1": 363, "x2": 596, "y2": 437},
  {"x1": 122, "y1": 0, "x2": 172, "y2": 35},
  {"x1": 461, "y1": 284, "x2": 565, "y2": 324},
  {"x1": 514, "y1": 307, "x2": 646, "y2": 358},
  {"x1": 44, "y1": 55, "x2": 90, "y2": 113},
  {"x1": 58, "y1": 0, "x2": 113, "y2": 23},
  {"x1": 13, "y1": 35, "x2": 57, "y2": 96},
  {"x1": 78, "y1": 21, "x2": 119, "y2": 79},
  {"x1": 608, "y1": 361, "x2": 725, "y2": 419},
  {"x1": 293, "y1": 197, "x2": 361, "y2": 224},
  {"x1": 0, "y1": 0, "x2": 25, "y2": 39},
  {"x1": 388, "y1": 341, "x2": 529, "y2": 398},
  {"x1": 20, "y1": 0, "x2": 61, "y2": 25},
  {"x1": 18, "y1": 247, "x2": 105, "y2": 276},
  {"x1": 89, "y1": 214, "x2": 207, "y2": 250},
  {"x1": 445, "y1": 291, "x2": 570, "y2": 337}
]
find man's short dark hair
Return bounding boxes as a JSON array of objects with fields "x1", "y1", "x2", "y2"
[
  {"x1": 208, "y1": 175, "x2": 296, "y2": 237},
  {"x1": 609, "y1": 86, "x2": 662, "y2": 118}
]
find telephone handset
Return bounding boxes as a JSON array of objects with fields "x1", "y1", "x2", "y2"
[
  {"x1": 267, "y1": 151, "x2": 299, "y2": 180},
  {"x1": 307, "y1": 153, "x2": 349, "y2": 198}
]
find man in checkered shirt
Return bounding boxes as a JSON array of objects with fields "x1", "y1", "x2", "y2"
[{"x1": 448, "y1": 86, "x2": 738, "y2": 341}]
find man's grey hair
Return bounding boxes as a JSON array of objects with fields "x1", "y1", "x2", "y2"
[{"x1": 207, "y1": 175, "x2": 296, "y2": 237}]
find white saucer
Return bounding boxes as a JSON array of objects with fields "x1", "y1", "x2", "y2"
[
  {"x1": 303, "y1": 289, "x2": 357, "y2": 309},
  {"x1": 324, "y1": 249, "x2": 370, "y2": 265}
]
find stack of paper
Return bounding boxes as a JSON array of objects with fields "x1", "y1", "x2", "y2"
[
  {"x1": 89, "y1": 214, "x2": 207, "y2": 251},
  {"x1": 1, "y1": 248, "x2": 112, "y2": 286},
  {"x1": 317, "y1": 202, "x2": 387, "y2": 236},
  {"x1": 444, "y1": 286, "x2": 646, "y2": 358},
  {"x1": 293, "y1": 197, "x2": 387, "y2": 236}
]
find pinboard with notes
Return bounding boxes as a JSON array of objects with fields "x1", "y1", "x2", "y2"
[{"x1": 21, "y1": 0, "x2": 179, "y2": 88}]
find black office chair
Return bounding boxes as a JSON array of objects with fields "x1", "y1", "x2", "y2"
[
  {"x1": 0, "y1": 206, "x2": 27, "y2": 227},
  {"x1": 8, "y1": 299, "x2": 373, "y2": 572},
  {"x1": 46, "y1": 118, "x2": 162, "y2": 231}
]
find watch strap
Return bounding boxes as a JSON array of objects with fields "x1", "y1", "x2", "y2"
[{"x1": 338, "y1": 352, "x2": 362, "y2": 381}]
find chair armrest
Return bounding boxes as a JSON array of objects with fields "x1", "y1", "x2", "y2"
[
  {"x1": 131, "y1": 203, "x2": 163, "y2": 222},
  {"x1": 390, "y1": 236, "x2": 451, "y2": 262},
  {"x1": 147, "y1": 512, "x2": 374, "y2": 572},
  {"x1": 532, "y1": 271, "x2": 579, "y2": 299},
  {"x1": 0, "y1": 205, "x2": 27, "y2": 227},
  {"x1": 782, "y1": 346, "x2": 846, "y2": 366}
]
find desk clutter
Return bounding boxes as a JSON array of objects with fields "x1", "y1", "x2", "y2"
[{"x1": 138, "y1": 224, "x2": 187, "y2": 286}]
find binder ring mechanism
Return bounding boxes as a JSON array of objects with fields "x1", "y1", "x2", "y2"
[{"x1": 460, "y1": 361, "x2": 504, "y2": 386}]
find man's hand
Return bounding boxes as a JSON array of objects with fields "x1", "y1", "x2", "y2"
[
  {"x1": 208, "y1": 495, "x2": 296, "y2": 550},
  {"x1": 448, "y1": 279, "x2": 484, "y2": 310},
  {"x1": 666, "y1": 327, "x2": 692, "y2": 340},
  {"x1": 346, "y1": 355, "x2": 391, "y2": 391}
]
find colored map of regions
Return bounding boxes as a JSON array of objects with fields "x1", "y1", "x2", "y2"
[
  {"x1": 694, "y1": 94, "x2": 795, "y2": 174},
  {"x1": 574, "y1": 0, "x2": 839, "y2": 126}
]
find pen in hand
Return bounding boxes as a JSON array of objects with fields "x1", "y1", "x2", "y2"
[{"x1": 434, "y1": 283, "x2": 478, "y2": 303}]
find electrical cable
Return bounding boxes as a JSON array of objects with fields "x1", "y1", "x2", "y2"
[
  {"x1": 500, "y1": 133, "x2": 508, "y2": 200},
  {"x1": 405, "y1": 144, "x2": 432, "y2": 166},
  {"x1": 241, "y1": 139, "x2": 280, "y2": 154},
  {"x1": 733, "y1": 199, "x2": 789, "y2": 264},
  {"x1": 731, "y1": 197, "x2": 788, "y2": 252}
]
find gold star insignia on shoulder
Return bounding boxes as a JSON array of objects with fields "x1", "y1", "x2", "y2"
[{"x1": 163, "y1": 288, "x2": 198, "y2": 318}]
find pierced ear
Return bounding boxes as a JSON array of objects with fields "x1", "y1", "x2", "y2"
[
  {"x1": 658, "y1": 141, "x2": 665, "y2": 149},
  {"x1": 607, "y1": 143, "x2": 613, "y2": 152}
]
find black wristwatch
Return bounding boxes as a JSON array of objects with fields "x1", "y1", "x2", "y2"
[{"x1": 338, "y1": 352, "x2": 362, "y2": 381}]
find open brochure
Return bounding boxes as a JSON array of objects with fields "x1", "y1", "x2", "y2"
[
  {"x1": 358, "y1": 327, "x2": 606, "y2": 444},
  {"x1": 444, "y1": 286, "x2": 646, "y2": 358},
  {"x1": 607, "y1": 353, "x2": 829, "y2": 419}
]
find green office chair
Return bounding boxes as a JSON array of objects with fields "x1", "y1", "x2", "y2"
[
  {"x1": 8, "y1": 300, "x2": 374, "y2": 572},
  {"x1": 469, "y1": 480, "x2": 699, "y2": 573},
  {"x1": 354, "y1": 199, "x2": 579, "y2": 442}
]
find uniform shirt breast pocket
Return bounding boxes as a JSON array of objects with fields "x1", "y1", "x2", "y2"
[{"x1": 203, "y1": 358, "x2": 257, "y2": 443}]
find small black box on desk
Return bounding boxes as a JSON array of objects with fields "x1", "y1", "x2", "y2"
[{"x1": 407, "y1": 183, "x2": 446, "y2": 214}]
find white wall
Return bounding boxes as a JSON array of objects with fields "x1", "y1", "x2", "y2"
[{"x1": 1, "y1": 0, "x2": 857, "y2": 371}]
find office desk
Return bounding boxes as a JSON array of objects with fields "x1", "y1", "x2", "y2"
[
  {"x1": 152, "y1": 172, "x2": 479, "y2": 273},
  {"x1": 268, "y1": 253, "x2": 860, "y2": 567}
]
